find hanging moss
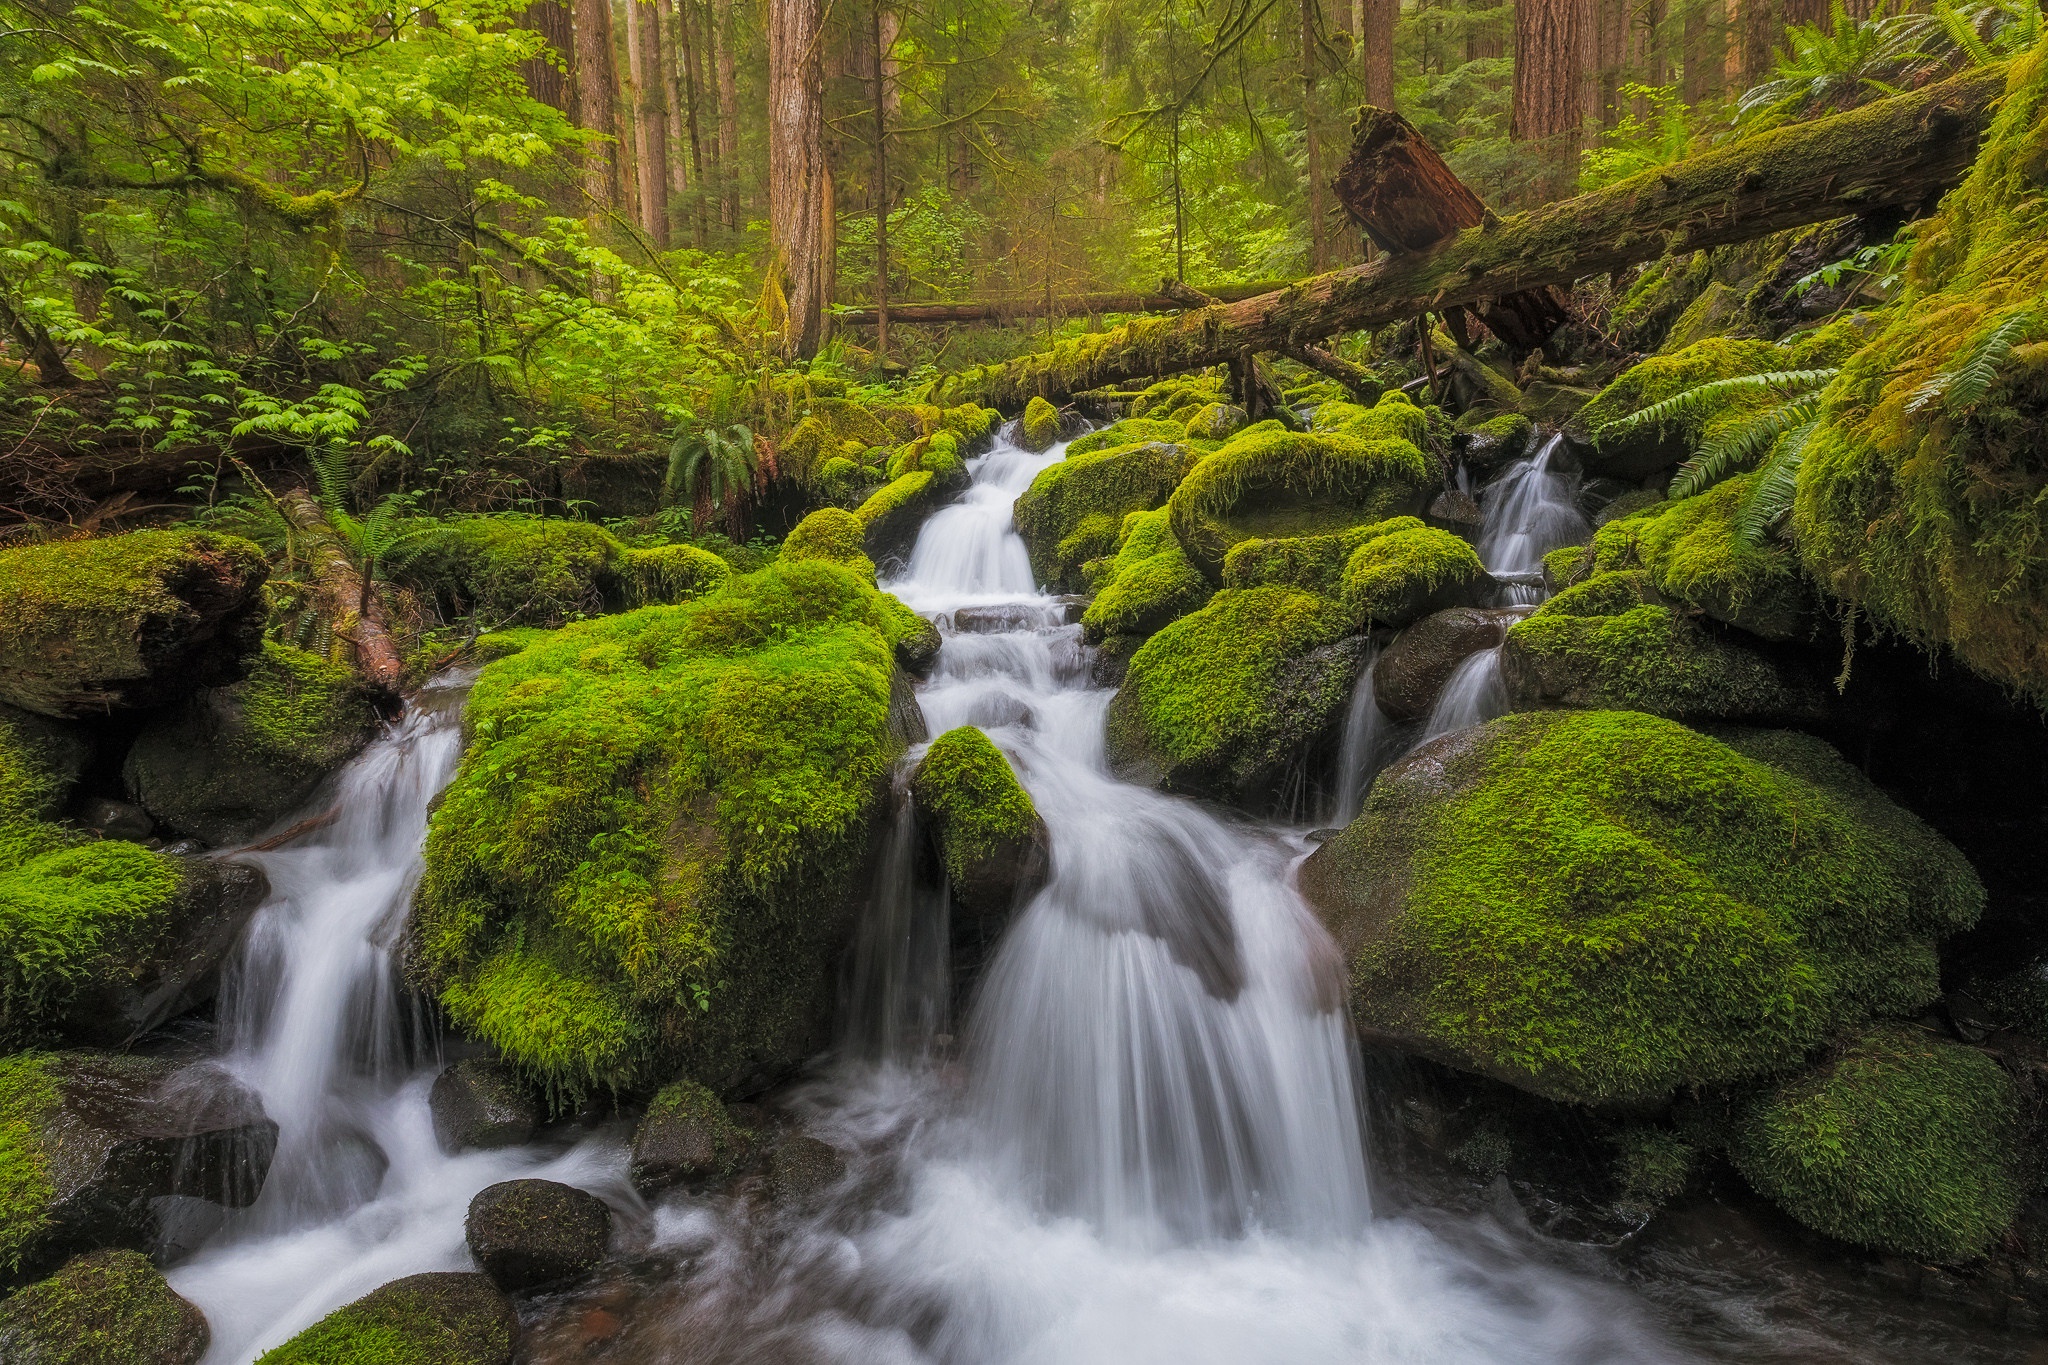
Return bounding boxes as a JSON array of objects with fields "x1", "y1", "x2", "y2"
[
  {"x1": 411, "y1": 559, "x2": 918, "y2": 1105},
  {"x1": 0, "y1": 530, "x2": 268, "y2": 719},
  {"x1": 254, "y1": 1272, "x2": 514, "y2": 1365},
  {"x1": 1794, "y1": 42, "x2": 2048, "y2": 701},
  {"x1": 1013, "y1": 441, "x2": 1199, "y2": 589},
  {"x1": 1732, "y1": 1026, "x2": 2026, "y2": 1261},
  {"x1": 1019, "y1": 396, "x2": 1062, "y2": 452},
  {"x1": 1299, "y1": 711, "x2": 1985, "y2": 1107},
  {"x1": 1589, "y1": 475, "x2": 1816, "y2": 641}
]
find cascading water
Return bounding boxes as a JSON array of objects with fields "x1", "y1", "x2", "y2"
[
  {"x1": 1474, "y1": 433, "x2": 1589, "y2": 605},
  {"x1": 1323, "y1": 645, "x2": 1392, "y2": 827},
  {"x1": 166, "y1": 677, "x2": 630, "y2": 1364}
]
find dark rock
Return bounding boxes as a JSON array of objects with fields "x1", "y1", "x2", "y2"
[
  {"x1": 258, "y1": 1272, "x2": 514, "y2": 1365},
  {"x1": 952, "y1": 604, "x2": 1047, "y2": 635},
  {"x1": 1425, "y1": 489, "x2": 1483, "y2": 535},
  {"x1": 1, "y1": 1053, "x2": 276, "y2": 1279},
  {"x1": 429, "y1": 1059, "x2": 539, "y2": 1154},
  {"x1": 910, "y1": 728, "x2": 1051, "y2": 927},
  {"x1": 0, "y1": 1248, "x2": 209, "y2": 1364},
  {"x1": 80, "y1": 799, "x2": 153, "y2": 842},
  {"x1": 464, "y1": 1180, "x2": 611, "y2": 1293},
  {"x1": 765, "y1": 1135, "x2": 846, "y2": 1210},
  {"x1": 628, "y1": 1078, "x2": 756, "y2": 1195},
  {"x1": 892, "y1": 614, "x2": 942, "y2": 677},
  {"x1": 1374, "y1": 609, "x2": 1519, "y2": 721},
  {"x1": 58, "y1": 857, "x2": 270, "y2": 1047}
]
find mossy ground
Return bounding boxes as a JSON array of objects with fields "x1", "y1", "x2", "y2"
[
  {"x1": 412, "y1": 558, "x2": 920, "y2": 1104},
  {"x1": 909, "y1": 727, "x2": 1039, "y2": 892},
  {"x1": 1306, "y1": 711, "x2": 1983, "y2": 1106},
  {"x1": 1732, "y1": 1025, "x2": 2026, "y2": 1261},
  {"x1": 0, "y1": 1248, "x2": 206, "y2": 1364}
]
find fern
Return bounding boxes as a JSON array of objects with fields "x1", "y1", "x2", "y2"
[
  {"x1": 1906, "y1": 307, "x2": 2037, "y2": 415},
  {"x1": 1599, "y1": 369, "x2": 1839, "y2": 438},
  {"x1": 1736, "y1": 415, "x2": 1821, "y2": 543},
  {"x1": 1670, "y1": 390, "x2": 1826, "y2": 499},
  {"x1": 308, "y1": 446, "x2": 352, "y2": 515}
]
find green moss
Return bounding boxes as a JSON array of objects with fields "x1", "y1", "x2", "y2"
[
  {"x1": 1182, "y1": 402, "x2": 1246, "y2": 442},
  {"x1": 781, "y1": 508, "x2": 876, "y2": 579},
  {"x1": 1067, "y1": 419, "x2": 1186, "y2": 457},
  {"x1": 404, "y1": 518, "x2": 716, "y2": 627},
  {"x1": 1129, "y1": 375, "x2": 1227, "y2": 419},
  {"x1": 1577, "y1": 337, "x2": 1788, "y2": 478},
  {"x1": 1590, "y1": 475, "x2": 1813, "y2": 640},
  {"x1": 1339, "y1": 525, "x2": 1485, "y2": 628},
  {"x1": 622, "y1": 544, "x2": 732, "y2": 607},
  {"x1": 255, "y1": 1272, "x2": 512, "y2": 1365},
  {"x1": 1793, "y1": 46, "x2": 2048, "y2": 700},
  {"x1": 1309, "y1": 390, "x2": 1433, "y2": 446},
  {"x1": 1456, "y1": 410, "x2": 1535, "y2": 449},
  {"x1": 1013, "y1": 441, "x2": 1199, "y2": 589},
  {"x1": 1019, "y1": 396, "x2": 1062, "y2": 452},
  {"x1": 940, "y1": 402, "x2": 1001, "y2": 451},
  {"x1": 412, "y1": 559, "x2": 912, "y2": 1104},
  {"x1": 909, "y1": 727, "x2": 1040, "y2": 891},
  {"x1": 1166, "y1": 424, "x2": 1434, "y2": 580},
  {"x1": 1612, "y1": 1125, "x2": 1695, "y2": 1213},
  {"x1": 0, "y1": 530, "x2": 268, "y2": 717},
  {"x1": 777, "y1": 398, "x2": 896, "y2": 488},
  {"x1": 1305, "y1": 711, "x2": 1983, "y2": 1106},
  {"x1": 0, "y1": 1249, "x2": 205, "y2": 1363},
  {"x1": 0, "y1": 709, "x2": 87, "y2": 826},
  {"x1": 1083, "y1": 545, "x2": 1211, "y2": 644},
  {"x1": 1732, "y1": 1026, "x2": 2025, "y2": 1260},
  {"x1": 639, "y1": 1076, "x2": 753, "y2": 1179},
  {"x1": 470, "y1": 628, "x2": 551, "y2": 663},
  {"x1": 0, "y1": 1052, "x2": 59, "y2": 1271},
  {"x1": 1542, "y1": 544, "x2": 1590, "y2": 591},
  {"x1": 1220, "y1": 519, "x2": 1406, "y2": 596}
]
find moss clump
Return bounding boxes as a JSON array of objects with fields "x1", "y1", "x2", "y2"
[
  {"x1": 1104, "y1": 586, "x2": 1359, "y2": 801},
  {"x1": 781, "y1": 508, "x2": 876, "y2": 579},
  {"x1": 1456, "y1": 410, "x2": 1536, "y2": 466},
  {"x1": 632, "y1": 1076, "x2": 754, "y2": 1189},
  {"x1": 1013, "y1": 440, "x2": 1199, "y2": 589},
  {"x1": 621, "y1": 544, "x2": 732, "y2": 606},
  {"x1": 777, "y1": 398, "x2": 897, "y2": 488},
  {"x1": 1339, "y1": 525, "x2": 1485, "y2": 628},
  {"x1": 124, "y1": 640, "x2": 378, "y2": 845},
  {"x1": 0, "y1": 530, "x2": 268, "y2": 718},
  {"x1": 1166, "y1": 423, "x2": 1434, "y2": 580},
  {"x1": 0, "y1": 708, "x2": 88, "y2": 825},
  {"x1": 0, "y1": 1052, "x2": 61, "y2": 1271},
  {"x1": 1081, "y1": 510, "x2": 1212, "y2": 645},
  {"x1": 1300, "y1": 711, "x2": 1984, "y2": 1106},
  {"x1": 1732, "y1": 1026, "x2": 2025, "y2": 1260},
  {"x1": 1576, "y1": 337, "x2": 1788, "y2": 480},
  {"x1": 910, "y1": 727, "x2": 1041, "y2": 892},
  {"x1": 1067, "y1": 419, "x2": 1186, "y2": 457},
  {"x1": 254, "y1": 1272, "x2": 513, "y2": 1365},
  {"x1": 1128, "y1": 375, "x2": 1228, "y2": 420},
  {"x1": 940, "y1": 402, "x2": 1001, "y2": 452},
  {"x1": 1588, "y1": 475, "x2": 1813, "y2": 641},
  {"x1": 411, "y1": 559, "x2": 916, "y2": 1104},
  {"x1": 1220, "y1": 519, "x2": 1404, "y2": 596},
  {"x1": 0, "y1": 1248, "x2": 209, "y2": 1364},
  {"x1": 1182, "y1": 402, "x2": 1247, "y2": 442},
  {"x1": 854, "y1": 468, "x2": 958, "y2": 562},
  {"x1": 1793, "y1": 46, "x2": 2048, "y2": 700},
  {"x1": 1500, "y1": 571, "x2": 1823, "y2": 722},
  {"x1": 400, "y1": 516, "x2": 727, "y2": 627},
  {"x1": 1310, "y1": 390, "x2": 1432, "y2": 444},
  {"x1": 1019, "y1": 396, "x2": 1062, "y2": 452},
  {"x1": 1542, "y1": 543, "x2": 1590, "y2": 592}
]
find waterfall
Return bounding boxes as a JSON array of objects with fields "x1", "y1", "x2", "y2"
[
  {"x1": 1474, "y1": 434, "x2": 1589, "y2": 607},
  {"x1": 1325, "y1": 648, "x2": 1392, "y2": 827},
  {"x1": 1420, "y1": 647, "x2": 1508, "y2": 744}
]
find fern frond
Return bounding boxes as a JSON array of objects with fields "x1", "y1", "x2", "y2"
[
  {"x1": 1600, "y1": 369, "x2": 1839, "y2": 436},
  {"x1": 1669, "y1": 392, "x2": 1823, "y2": 499},
  {"x1": 1908, "y1": 307, "x2": 2036, "y2": 414},
  {"x1": 1736, "y1": 416, "x2": 1820, "y2": 544},
  {"x1": 308, "y1": 447, "x2": 351, "y2": 515}
]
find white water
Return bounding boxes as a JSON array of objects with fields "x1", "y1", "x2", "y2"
[
  {"x1": 167, "y1": 678, "x2": 633, "y2": 1364},
  {"x1": 1474, "y1": 434, "x2": 1589, "y2": 607},
  {"x1": 1324, "y1": 646, "x2": 1393, "y2": 827},
  {"x1": 1419, "y1": 646, "x2": 1508, "y2": 745}
]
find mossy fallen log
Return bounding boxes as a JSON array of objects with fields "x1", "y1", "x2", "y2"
[{"x1": 938, "y1": 65, "x2": 2005, "y2": 410}]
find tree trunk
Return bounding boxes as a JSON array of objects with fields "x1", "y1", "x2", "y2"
[
  {"x1": 1740, "y1": 0, "x2": 1775, "y2": 86},
  {"x1": 1302, "y1": 0, "x2": 1327, "y2": 270},
  {"x1": 275, "y1": 488, "x2": 404, "y2": 698},
  {"x1": 1597, "y1": 0, "x2": 1628, "y2": 127},
  {"x1": 835, "y1": 280, "x2": 1293, "y2": 325},
  {"x1": 627, "y1": 0, "x2": 671, "y2": 244},
  {"x1": 714, "y1": 0, "x2": 739, "y2": 231},
  {"x1": 675, "y1": 0, "x2": 710, "y2": 246},
  {"x1": 939, "y1": 64, "x2": 2002, "y2": 409},
  {"x1": 872, "y1": 0, "x2": 891, "y2": 359},
  {"x1": 768, "y1": 0, "x2": 830, "y2": 356},
  {"x1": 1511, "y1": 0, "x2": 1597, "y2": 199},
  {"x1": 519, "y1": 0, "x2": 577, "y2": 112},
  {"x1": 662, "y1": 0, "x2": 690, "y2": 209},
  {"x1": 1361, "y1": 0, "x2": 1396, "y2": 107},
  {"x1": 1681, "y1": 0, "x2": 1722, "y2": 103},
  {"x1": 572, "y1": 0, "x2": 629, "y2": 209}
]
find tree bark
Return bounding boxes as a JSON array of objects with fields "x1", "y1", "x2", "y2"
[
  {"x1": 673, "y1": 0, "x2": 710, "y2": 245},
  {"x1": 1511, "y1": 0, "x2": 1597, "y2": 199},
  {"x1": 572, "y1": 0, "x2": 629, "y2": 209},
  {"x1": 662, "y1": 0, "x2": 690, "y2": 208},
  {"x1": 937, "y1": 65, "x2": 2003, "y2": 410},
  {"x1": 1740, "y1": 0, "x2": 1776, "y2": 86},
  {"x1": 769, "y1": 0, "x2": 829, "y2": 356},
  {"x1": 713, "y1": 0, "x2": 739, "y2": 231},
  {"x1": 1682, "y1": 0, "x2": 1722, "y2": 103},
  {"x1": 519, "y1": 0, "x2": 577, "y2": 112},
  {"x1": 1360, "y1": 0, "x2": 1396, "y2": 107},
  {"x1": 871, "y1": 0, "x2": 891, "y2": 359},
  {"x1": 627, "y1": 0, "x2": 671, "y2": 244},
  {"x1": 1302, "y1": 0, "x2": 1327, "y2": 271},
  {"x1": 275, "y1": 488, "x2": 404, "y2": 698},
  {"x1": 1597, "y1": 0, "x2": 1628, "y2": 127},
  {"x1": 1279, "y1": 341, "x2": 1383, "y2": 400}
]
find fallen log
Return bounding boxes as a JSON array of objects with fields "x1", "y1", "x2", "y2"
[
  {"x1": 276, "y1": 487, "x2": 405, "y2": 699},
  {"x1": 835, "y1": 280, "x2": 1289, "y2": 327},
  {"x1": 1279, "y1": 342, "x2": 1384, "y2": 402},
  {"x1": 934, "y1": 64, "x2": 2004, "y2": 411}
]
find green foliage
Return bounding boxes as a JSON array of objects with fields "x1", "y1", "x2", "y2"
[
  {"x1": 1580, "y1": 85, "x2": 1699, "y2": 190},
  {"x1": 0, "y1": 1249, "x2": 204, "y2": 1364},
  {"x1": 0, "y1": 1052, "x2": 60, "y2": 1271},
  {"x1": 1732, "y1": 1026, "x2": 2026, "y2": 1259},
  {"x1": 1313, "y1": 712, "x2": 1984, "y2": 1106},
  {"x1": 255, "y1": 1273, "x2": 512, "y2": 1365},
  {"x1": 1591, "y1": 475, "x2": 1815, "y2": 639},
  {"x1": 909, "y1": 728, "x2": 1040, "y2": 890},
  {"x1": 1013, "y1": 440, "x2": 1199, "y2": 588},
  {"x1": 1339, "y1": 524, "x2": 1485, "y2": 628}
]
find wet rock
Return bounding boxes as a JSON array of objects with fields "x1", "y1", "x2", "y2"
[
  {"x1": 952, "y1": 604, "x2": 1045, "y2": 635},
  {"x1": 465, "y1": 1180, "x2": 612, "y2": 1293},
  {"x1": 0, "y1": 1053, "x2": 277, "y2": 1278},
  {"x1": 1425, "y1": 489, "x2": 1482, "y2": 536},
  {"x1": 766, "y1": 1135, "x2": 846, "y2": 1210},
  {"x1": 1373, "y1": 608, "x2": 1518, "y2": 721},
  {"x1": 57, "y1": 857, "x2": 270, "y2": 1047},
  {"x1": 258, "y1": 1271, "x2": 514, "y2": 1365},
  {"x1": 429, "y1": 1058, "x2": 539, "y2": 1154},
  {"x1": 910, "y1": 728, "x2": 1050, "y2": 926},
  {"x1": 80, "y1": 799, "x2": 153, "y2": 843},
  {"x1": 0, "y1": 1248, "x2": 209, "y2": 1364},
  {"x1": 892, "y1": 614, "x2": 941, "y2": 678},
  {"x1": 628, "y1": 1078, "x2": 755, "y2": 1195},
  {"x1": 1455, "y1": 412, "x2": 1535, "y2": 477}
]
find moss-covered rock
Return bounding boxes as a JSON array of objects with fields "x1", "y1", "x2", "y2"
[
  {"x1": 1013, "y1": 441, "x2": 1199, "y2": 589},
  {"x1": 123, "y1": 641, "x2": 378, "y2": 846},
  {"x1": 1080, "y1": 509, "x2": 1212, "y2": 646},
  {"x1": 909, "y1": 727, "x2": 1049, "y2": 922},
  {"x1": 1067, "y1": 418, "x2": 1186, "y2": 457},
  {"x1": 0, "y1": 531, "x2": 268, "y2": 719},
  {"x1": 1589, "y1": 475, "x2": 1816, "y2": 641},
  {"x1": 400, "y1": 518, "x2": 725, "y2": 627},
  {"x1": 253, "y1": 1272, "x2": 513, "y2": 1365},
  {"x1": 1220, "y1": 517, "x2": 1482, "y2": 630},
  {"x1": 1167, "y1": 409, "x2": 1435, "y2": 581},
  {"x1": 0, "y1": 1248, "x2": 209, "y2": 1365},
  {"x1": 463, "y1": 1179, "x2": 610, "y2": 1293},
  {"x1": 1019, "y1": 396, "x2": 1062, "y2": 452},
  {"x1": 410, "y1": 559, "x2": 924, "y2": 1104},
  {"x1": 1455, "y1": 410, "x2": 1535, "y2": 474},
  {"x1": 1128, "y1": 375, "x2": 1228, "y2": 420},
  {"x1": 1794, "y1": 45, "x2": 2048, "y2": 701},
  {"x1": 1104, "y1": 587, "x2": 1364, "y2": 805},
  {"x1": 854, "y1": 468, "x2": 963, "y2": 565},
  {"x1": 1575, "y1": 337, "x2": 1789, "y2": 483},
  {"x1": 1731, "y1": 1026, "x2": 2026, "y2": 1261},
  {"x1": 1372, "y1": 607, "x2": 1516, "y2": 720},
  {"x1": 1182, "y1": 401, "x2": 1247, "y2": 442},
  {"x1": 777, "y1": 398, "x2": 897, "y2": 488},
  {"x1": 621, "y1": 543, "x2": 732, "y2": 605},
  {"x1": 1298, "y1": 712, "x2": 1984, "y2": 1107},
  {"x1": 629, "y1": 1077, "x2": 755, "y2": 1194},
  {"x1": 1499, "y1": 570, "x2": 1825, "y2": 723},
  {"x1": 781, "y1": 507, "x2": 876, "y2": 579}
]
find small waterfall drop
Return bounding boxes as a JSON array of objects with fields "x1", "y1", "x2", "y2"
[
  {"x1": 1325, "y1": 646, "x2": 1392, "y2": 827},
  {"x1": 1420, "y1": 646, "x2": 1508, "y2": 743},
  {"x1": 1475, "y1": 433, "x2": 1589, "y2": 606}
]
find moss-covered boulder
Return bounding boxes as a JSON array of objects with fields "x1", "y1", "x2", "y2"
[
  {"x1": 1373, "y1": 607, "x2": 1517, "y2": 720},
  {"x1": 1575, "y1": 337, "x2": 1788, "y2": 482},
  {"x1": 254, "y1": 1272, "x2": 513, "y2": 1365},
  {"x1": 1129, "y1": 375, "x2": 1228, "y2": 421},
  {"x1": 410, "y1": 560, "x2": 928, "y2": 1104},
  {"x1": 428, "y1": 1059, "x2": 538, "y2": 1154},
  {"x1": 1587, "y1": 474, "x2": 1816, "y2": 641},
  {"x1": 0, "y1": 531, "x2": 268, "y2": 719},
  {"x1": 781, "y1": 507, "x2": 876, "y2": 580},
  {"x1": 0, "y1": 1248, "x2": 209, "y2": 1364},
  {"x1": 1013, "y1": 441, "x2": 1199, "y2": 589},
  {"x1": 910, "y1": 727, "x2": 1049, "y2": 924},
  {"x1": 463, "y1": 1179, "x2": 611, "y2": 1293},
  {"x1": 399, "y1": 518, "x2": 727, "y2": 627},
  {"x1": 1731, "y1": 1026, "x2": 2026, "y2": 1261},
  {"x1": 1079, "y1": 510, "x2": 1211, "y2": 647},
  {"x1": 777, "y1": 397, "x2": 897, "y2": 487},
  {"x1": 123, "y1": 641, "x2": 379, "y2": 846},
  {"x1": 1794, "y1": 46, "x2": 2048, "y2": 701},
  {"x1": 1066, "y1": 418, "x2": 1186, "y2": 457},
  {"x1": 1499, "y1": 570, "x2": 1825, "y2": 724},
  {"x1": 1168, "y1": 401, "x2": 1435, "y2": 581},
  {"x1": 1183, "y1": 401, "x2": 1247, "y2": 442},
  {"x1": 1455, "y1": 411, "x2": 1535, "y2": 475},
  {"x1": 1104, "y1": 587, "x2": 1365, "y2": 805},
  {"x1": 1221, "y1": 518, "x2": 1484, "y2": 632},
  {"x1": 629, "y1": 1077, "x2": 755, "y2": 1194},
  {"x1": 854, "y1": 467, "x2": 966, "y2": 565},
  {"x1": 1019, "y1": 396, "x2": 1062, "y2": 452},
  {"x1": 1298, "y1": 712, "x2": 1984, "y2": 1107},
  {"x1": 0, "y1": 1052, "x2": 277, "y2": 1276}
]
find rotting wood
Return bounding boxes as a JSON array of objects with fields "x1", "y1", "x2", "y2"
[
  {"x1": 935, "y1": 64, "x2": 2004, "y2": 410},
  {"x1": 276, "y1": 487, "x2": 406, "y2": 700},
  {"x1": 836, "y1": 280, "x2": 1288, "y2": 326}
]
